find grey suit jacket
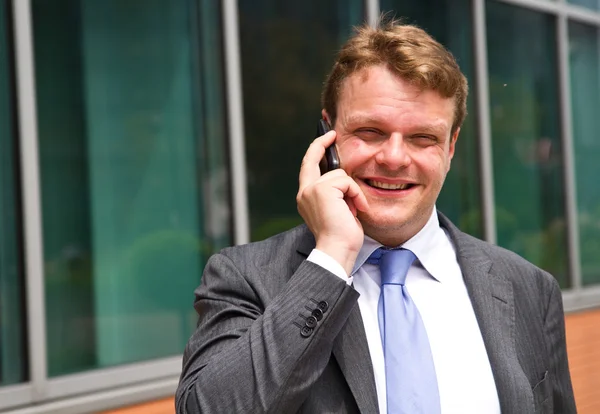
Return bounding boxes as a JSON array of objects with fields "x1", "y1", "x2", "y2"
[{"x1": 176, "y1": 213, "x2": 576, "y2": 413}]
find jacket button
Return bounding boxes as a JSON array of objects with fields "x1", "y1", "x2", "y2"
[
  {"x1": 305, "y1": 316, "x2": 318, "y2": 328},
  {"x1": 301, "y1": 326, "x2": 313, "y2": 337},
  {"x1": 317, "y1": 301, "x2": 329, "y2": 313},
  {"x1": 312, "y1": 308, "x2": 323, "y2": 321}
]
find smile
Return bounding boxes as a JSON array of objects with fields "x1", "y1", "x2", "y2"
[{"x1": 366, "y1": 180, "x2": 415, "y2": 190}]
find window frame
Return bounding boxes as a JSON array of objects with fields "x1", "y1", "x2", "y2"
[{"x1": 478, "y1": 0, "x2": 600, "y2": 311}]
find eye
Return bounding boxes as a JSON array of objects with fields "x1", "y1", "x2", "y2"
[
  {"x1": 411, "y1": 135, "x2": 438, "y2": 145},
  {"x1": 355, "y1": 128, "x2": 383, "y2": 140}
]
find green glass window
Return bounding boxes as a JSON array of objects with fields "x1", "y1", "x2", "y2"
[
  {"x1": 239, "y1": 1, "x2": 364, "y2": 241},
  {"x1": 32, "y1": 0, "x2": 230, "y2": 376},
  {"x1": 569, "y1": 21, "x2": 600, "y2": 285},
  {"x1": 486, "y1": 2, "x2": 569, "y2": 287},
  {"x1": 0, "y1": 0, "x2": 28, "y2": 386},
  {"x1": 380, "y1": 0, "x2": 482, "y2": 237}
]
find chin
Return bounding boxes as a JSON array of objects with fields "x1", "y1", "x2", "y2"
[
  {"x1": 359, "y1": 212, "x2": 409, "y2": 234},
  {"x1": 358, "y1": 208, "x2": 429, "y2": 244}
]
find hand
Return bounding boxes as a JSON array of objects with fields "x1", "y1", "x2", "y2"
[{"x1": 297, "y1": 129, "x2": 369, "y2": 276}]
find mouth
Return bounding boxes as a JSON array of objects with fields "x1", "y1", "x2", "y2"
[{"x1": 365, "y1": 179, "x2": 416, "y2": 191}]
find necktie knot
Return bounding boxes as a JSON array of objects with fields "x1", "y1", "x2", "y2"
[{"x1": 367, "y1": 248, "x2": 416, "y2": 285}]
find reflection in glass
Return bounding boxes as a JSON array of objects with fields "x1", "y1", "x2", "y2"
[
  {"x1": 0, "y1": 0, "x2": 28, "y2": 386},
  {"x1": 239, "y1": 1, "x2": 364, "y2": 241},
  {"x1": 380, "y1": 0, "x2": 481, "y2": 237},
  {"x1": 569, "y1": 22, "x2": 600, "y2": 285},
  {"x1": 486, "y1": 3, "x2": 568, "y2": 287},
  {"x1": 32, "y1": 0, "x2": 230, "y2": 376}
]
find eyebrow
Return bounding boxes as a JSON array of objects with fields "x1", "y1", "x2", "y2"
[
  {"x1": 343, "y1": 114, "x2": 449, "y2": 136},
  {"x1": 343, "y1": 114, "x2": 386, "y2": 126},
  {"x1": 411, "y1": 124, "x2": 448, "y2": 136}
]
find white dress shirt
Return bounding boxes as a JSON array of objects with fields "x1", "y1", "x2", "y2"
[{"x1": 308, "y1": 208, "x2": 501, "y2": 414}]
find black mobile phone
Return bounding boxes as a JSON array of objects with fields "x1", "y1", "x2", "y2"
[{"x1": 317, "y1": 119, "x2": 340, "y2": 174}]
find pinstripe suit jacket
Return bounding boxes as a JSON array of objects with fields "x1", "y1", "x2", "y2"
[{"x1": 176, "y1": 212, "x2": 576, "y2": 413}]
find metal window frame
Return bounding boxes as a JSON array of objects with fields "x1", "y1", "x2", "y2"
[
  {"x1": 366, "y1": 0, "x2": 380, "y2": 26},
  {"x1": 496, "y1": 0, "x2": 600, "y2": 25},
  {"x1": 556, "y1": 0, "x2": 583, "y2": 294},
  {"x1": 12, "y1": 0, "x2": 47, "y2": 406},
  {"x1": 6, "y1": 378, "x2": 177, "y2": 414},
  {"x1": 223, "y1": 0, "x2": 250, "y2": 246},
  {"x1": 0, "y1": 384, "x2": 32, "y2": 411},
  {"x1": 0, "y1": 358, "x2": 179, "y2": 413},
  {"x1": 44, "y1": 357, "x2": 181, "y2": 400},
  {"x1": 473, "y1": 0, "x2": 498, "y2": 245}
]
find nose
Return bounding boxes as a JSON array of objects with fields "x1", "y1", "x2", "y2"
[{"x1": 374, "y1": 133, "x2": 411, "y2": 170}]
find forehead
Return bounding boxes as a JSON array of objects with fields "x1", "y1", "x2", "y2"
[{"x1": 336, "y1": 65, "x2": 455, "y2": 131}]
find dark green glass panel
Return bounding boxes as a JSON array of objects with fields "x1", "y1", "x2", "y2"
[
  {"x1": 0, "y1": 0, "x2": 27, "y2": 386},
  {"x1": 239, "y1": 0, "x2": 364, "y2": 241},
  {"x1": 569, "y1": 21, "x2": 600, "y2": 285},
  {"x1": 568, "y1": 0, "x2": 600, "y2": 11},
  {"x1": 32, "y1": 0, "x2": 230, "y2": 376},
  {"x1": 487, "y1": 2, "x2": 568, "y2": 287}
]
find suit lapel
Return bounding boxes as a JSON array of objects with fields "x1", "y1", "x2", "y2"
[
  {"x1": 296, "y1": 226, "x2": 379, "y2": 413},
  {"x1": 438, "y1": 214, "x2": 533, "y2": 413}
]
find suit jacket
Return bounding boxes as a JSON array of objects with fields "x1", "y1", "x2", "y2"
[{"x1": 176, "y1": 213, "x2": 576, "y2": 413}]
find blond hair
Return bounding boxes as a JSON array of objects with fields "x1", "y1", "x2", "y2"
[{"x1": 322, "y1": 19, "x2": 468, "y2": 134}]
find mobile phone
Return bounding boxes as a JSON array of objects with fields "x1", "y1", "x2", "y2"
[{"x1": 317, "y1": 119, "x2": 340, "y2": 174}]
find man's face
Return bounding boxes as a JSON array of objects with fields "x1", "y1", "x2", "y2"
[{"x1": 327, "y1": 64, "x2": 459, "y2": 246}]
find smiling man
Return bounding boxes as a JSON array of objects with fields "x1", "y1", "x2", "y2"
[{"x1": 176, "y1": 20, "x2": 576, "y2": 414}]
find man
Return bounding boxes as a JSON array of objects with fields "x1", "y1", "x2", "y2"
[{"x1": 176, "y1": 20, "x2": 576, "y2": 413}]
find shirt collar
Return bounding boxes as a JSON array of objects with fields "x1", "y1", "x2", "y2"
[
  {"x1": 351, "y1": 207, "x2": 449, "y2": 283},
  {"x1": 351, "y1": 236, "x2": 381, "y2": 276}
]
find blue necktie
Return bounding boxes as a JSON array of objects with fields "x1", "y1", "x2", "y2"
[{"x1": 367, "y1": 248, "x2": 441, "y2": 414}]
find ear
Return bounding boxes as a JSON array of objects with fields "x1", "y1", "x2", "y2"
[
  {"x1": 321, "y1": 109, "x2": 332, "y2": 126},
  {"x1": 447, "y1": 127, "x2": 460, "y2": 172}
]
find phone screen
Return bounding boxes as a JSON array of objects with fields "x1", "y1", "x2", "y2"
[{"x1": 317, "y1": 119, "x2": 340, "y2": 174}]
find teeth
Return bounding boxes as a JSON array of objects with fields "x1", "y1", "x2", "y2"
[{"x1": 368, "y1": 180, "x2": 410, "y2": 190}]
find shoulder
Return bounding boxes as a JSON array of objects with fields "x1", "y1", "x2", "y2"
[
  {"x1": 211, "y1": 224, "x2": 314, "y2": 274},
  {"x1": 196, "y1": 225, "x2": 314, "y2": 299},
  {"x1": 439, "y1": 212, "x2": 557, "y2": 293}
]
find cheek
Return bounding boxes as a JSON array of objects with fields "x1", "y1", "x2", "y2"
[
  {"x1": 414, "y1": 152, "x2": 450, "y2": 181},
  {"x1": 338, "y1": 139, "x2": 370, "y2": 171}
]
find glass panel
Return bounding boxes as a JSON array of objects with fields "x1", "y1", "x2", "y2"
[
  {"x1": 32, "y1": 0, "x2": 230, "y2": 376},
  {"x1": 568, "y1": 0, "x2": 600, "y2": 11},
  {"x1": 380, "y1": 0, "x2": 482, "y2": 237},
  {"x1": 239, "y1": 1, "x2": 364, "y2": 241},
  {"x1": 486, "y1": 2, "x2": 569, "y2": 287},
  {"x1": 569, "y1": 21, "x2": 600, "y2": 285},
  {"x1": 0, "y1": 0, "x2": 28, "y2": 386}
]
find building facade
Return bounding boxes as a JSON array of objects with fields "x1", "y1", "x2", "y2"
[{"x1": 1, "y1": 0, "x2": 600, "y2": 413}]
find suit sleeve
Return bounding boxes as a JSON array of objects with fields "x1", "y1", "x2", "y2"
[
  {"x1": 175, "y1": 252, "x2": 359, "y2": 414},
  {"x1": 543, "y1": 276, "x2": 577, "y2": 413}
]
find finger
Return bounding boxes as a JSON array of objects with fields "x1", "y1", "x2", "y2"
[
  {"x1": 316, "y1": 128, "x2": 337, "y2": 143},
  {"x1": 304, "y1": 130, "x2": 336, "y2": 167},
  {"x1": 318, "y1": 167, "x2": 347, "y2": 179},
  {"x1": 345, "y1": 196, "x2": 357, "y2": 217},
  {"x1": 298, "y1": 130, "x2": 336, "y2": 189},
  {"x1": 343, "y1": 180, "x2": 369, "y2": 212},
  {"x1": 324, "y1": 176, "x2": 369, "y2": 212}
]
